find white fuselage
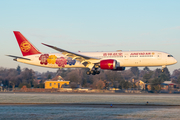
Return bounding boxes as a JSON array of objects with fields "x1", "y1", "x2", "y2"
[{"x1": 16, "y1": 51, "x2": 177, "y2": 69}]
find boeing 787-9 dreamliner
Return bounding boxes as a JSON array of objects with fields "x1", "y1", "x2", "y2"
[{"x1": 7, "y1": 31, "x2": 177, "y2": 75}]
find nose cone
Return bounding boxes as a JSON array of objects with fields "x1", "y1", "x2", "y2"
[
  {"x1": 173, "y1": 59, "x2": 178, "y2": 64},
  {"x1": 168, "y1": 58, "x2": 177, "y2": 65}
]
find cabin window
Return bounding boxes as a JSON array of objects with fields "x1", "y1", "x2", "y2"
[
  {"x1": 168, "y1": 55, "x2": 173, "y2": 57},
  {"x1": 50, "y1": 83, "x2": 52, "y2": 86}
]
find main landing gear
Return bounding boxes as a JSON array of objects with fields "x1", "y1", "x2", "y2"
[{"x1": 86, "y1": 70, "x2": 100, "y2": 75}]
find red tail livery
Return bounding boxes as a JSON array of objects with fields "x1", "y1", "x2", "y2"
[{"x1": 13, "y1": 31, "x2": 41, "y2": 56}]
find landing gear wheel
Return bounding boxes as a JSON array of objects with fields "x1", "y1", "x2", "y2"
[
  {"x1": 96, "y1": 71, "x2": 100, "y2": 74},
  {"x1": 86, "y1": 71, "x2": 91, "y2": 75},
  {"x1": 91, "y1": 70, "x2": 96, "y2": 75}
]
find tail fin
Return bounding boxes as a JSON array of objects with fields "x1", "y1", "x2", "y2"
[{"x1": 13, "y1": 31, "x2": 41, "y2": 56}]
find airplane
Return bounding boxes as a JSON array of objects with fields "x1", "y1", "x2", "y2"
[{"x1": 7, "y1": 31, "x2": 177, "y2": 75}]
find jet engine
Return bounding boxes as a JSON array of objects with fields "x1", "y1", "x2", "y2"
[{"x1": 100, "y1": 59, "x2": 117, "y2": 70}]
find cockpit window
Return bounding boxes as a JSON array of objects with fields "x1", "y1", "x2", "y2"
[{"x1": 168, "y1": 55, "x2": 173, "y2": 57}]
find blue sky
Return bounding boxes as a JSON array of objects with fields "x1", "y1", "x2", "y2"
[{"x1": 0, "y1": 0, "x2": 180, "y2": 73}]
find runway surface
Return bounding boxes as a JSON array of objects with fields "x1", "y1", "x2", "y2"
[
  {"x1": 1, "y1": 103, "x2": 180, "y2": 108},
  {"x1": 0, "y1": 93, "x2": 180, "y2": 119},
  {"x1": 1, "y1": 104, "x2": 180, "y2": 120}
]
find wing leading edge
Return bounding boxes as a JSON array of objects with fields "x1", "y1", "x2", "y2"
[{"x1": 42, "y1": 43, "x2": 100, "y2": 66}]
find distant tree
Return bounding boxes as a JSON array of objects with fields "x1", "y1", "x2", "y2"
[
  {"x1": 177, "y1": 75, "x2": 180, "y2": 84},
  {"x1": 163, "y1": 67, "x2": 171, "y2": 80},
  {"x1": 4, "y1": 68, "x2": 19, "y2": 88},
  {"x1": 42, "y1": 71, "x2": 56, "y2": 80},
  {"x1": 139, "y1": 70, "x2": 147, "y2": 79},
  {"x1": 55, "y1": 68, "x2": 67, "y2": 78},
  {"x1": 60, "y1": 68, "x2": 67, "y2": 78},
  {"x1": 47, "y1": 74, "x2": 52, "y2": 79},
  {"x1": 0, "y1": 76, "x2": 3, "y2": 82},
  {"x1": 130, "y1": 67, "x2": 139, "y2": 79},
  {"x1": 16, "y1": 65, "x2": 21, "y2": 75},
  {"x1": 104, "y1": 80, "x2": 109, "y2": 90},
  {"x1": 20, "y1": 68, "x2": 35, "y2": 87},
  {"x1": 113, "y1": 81, "x2": 119, "y2": 88},
  {"x1": 119, "y1": 80, "x2": 132, "y2": 89},
  {"x1": 151, "y1": 78, "x2": 162, "y2": 92},
  {"x1": 143, "y1": 71, "x2": 154, "y2": 83},
  {"x1": 124, "y1": 81, "x2": 132, "y2": 89},
  {"x1": 18, "y1": 83, "x2": 24, "y2": 88},
  {"x1": 70, "y1": 82, "x2": 77, "y2": 89},
  {"x1": 154, "y1": 68, "x2": 162, "y2": 78},
  {"x1": 143, "y1": 66, "x2": 150, "y2": 71},
  {"x1": 81, "y1": 68, "x2": 91, "y2": 87},
  {"x1": 56, "y1": 68, "x2": 61, "y2": 76},
  {"x1": 105, "y1": 71, "x2": 124, "y2": 85},
  {"x1": 67, "y1": 69, "x2": 81, "y2": 83},
  {"x1": 172, "y1": 69, "x2": 180, "y2": 79},
  {"x1": 38, "y1": 83, "x2": 44, "y2": 88},
  {"x1": 96, "y1": 80, "x2": 105, "y2": 89},
  {"x1": 27, "y1": 83, "x2": 31, "y2": 88},
  {"x1": 9, "y1": 81, "x2": 16, "y2": 90},
  {"x1": 132, "y1": 83, "x2": 137, "y2": 89},
  {"x1": 159, "y1": 73, "x2": 169, "y2": 82},
  {"x1": 151, "y1": 73, "x2": 168, "y2": 92},
  {"x1": 121, "y1": 69, "x2": 134, "y2": 80}
]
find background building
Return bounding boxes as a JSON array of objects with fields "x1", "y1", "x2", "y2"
[{"x1": 45, "y1": 76, "x2": 70, "y2": 89}]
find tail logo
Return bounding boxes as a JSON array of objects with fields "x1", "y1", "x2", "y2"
[{"x1": 20, "y1": 41, "x2": 31, "y2": 52}]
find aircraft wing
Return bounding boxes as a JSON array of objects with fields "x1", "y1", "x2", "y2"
[
  {"x1": 6, "y1": 55, "x2": 31, "y2": 60},
  {"x1": 42, "y1": 43, "x2": 100, "y2": 66}
]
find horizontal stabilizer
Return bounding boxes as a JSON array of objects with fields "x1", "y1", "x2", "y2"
[{"x1": 6, "y1": 55, "x2": 31, "y2": 60}]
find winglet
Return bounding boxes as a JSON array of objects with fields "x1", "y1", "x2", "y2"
[
  {"x1": 42, "y1": 43, "x2": 51, "y2": 47},
  {"x1": 42, "y1": 43, "x2": 57, "y2": 49},
  {"x1": 13, "y1": 31, "x2": 41, "y2": 56}
]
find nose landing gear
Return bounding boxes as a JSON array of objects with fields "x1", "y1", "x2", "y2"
[{"x1": 162, "y1": 65, "x2": 166, "y2": 72}]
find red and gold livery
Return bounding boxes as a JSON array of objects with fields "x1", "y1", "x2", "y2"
[
  {"x1": 14, "y1": 31, "x2": 41, "y2": 56},
  {"x1": 7, "y1": 31, "x2": 177, "y2": 75}
]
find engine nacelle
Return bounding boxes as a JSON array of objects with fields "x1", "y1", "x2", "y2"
[
  {"x1": 100, "y1": 59, "x2": 117, "y2": 70},
  {"x1": 112, "y1": 67, "x2": 125, "y2": 71}
]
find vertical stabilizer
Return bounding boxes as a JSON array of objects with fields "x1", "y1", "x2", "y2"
[{"x1": 13, "y1": 31, "x2": 41, "y2": 56}]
